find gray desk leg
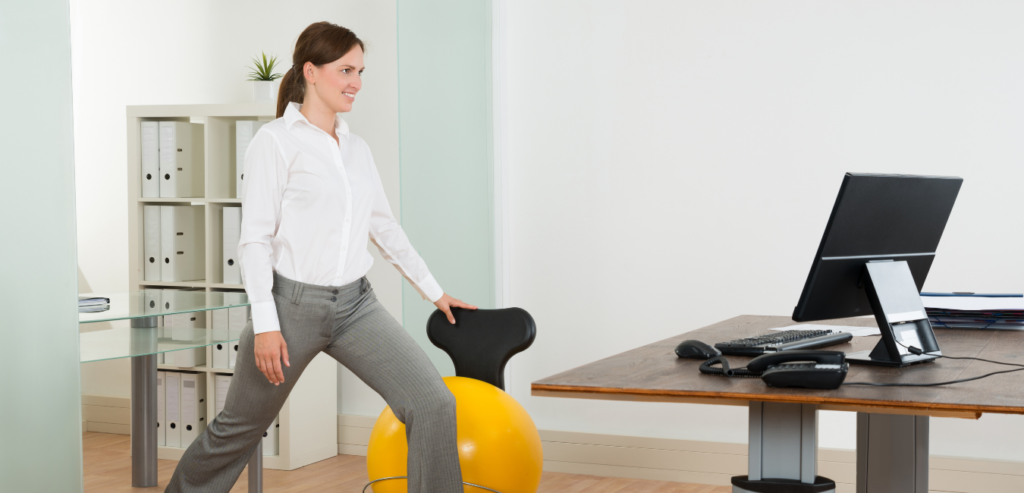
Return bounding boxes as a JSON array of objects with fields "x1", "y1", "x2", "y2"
[
  {"x1": 248, "y1": 442, "x2": 263, "y2": 493},
  {"x1": 733, "y1": 402, "x2": 836, "y2": 493},
  {"x1": 856, "y1": 413, "x2": 928, "y2": 493},
  {"x1": 130, "y1": 316, "x2": 159, "y2": 488}
]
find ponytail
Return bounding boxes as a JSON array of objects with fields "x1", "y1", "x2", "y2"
[
  {"x1": 276, "y1": 65, "x2": 306, "y2": 118},
  {"x1": 276, "y1": 22, "x2": 365, "y2": 118}
]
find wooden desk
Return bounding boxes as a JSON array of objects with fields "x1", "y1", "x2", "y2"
[{"x1": 532, "y1": 316, "x2": 1024, "y2": 493}]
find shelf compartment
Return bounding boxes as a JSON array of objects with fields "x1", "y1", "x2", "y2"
[
  {"x1": 206, "y1": 116, "x2": 273, "y2": 200},
  {"x1": 207, "y1": 203, "x2": 243, "y2": 285}
]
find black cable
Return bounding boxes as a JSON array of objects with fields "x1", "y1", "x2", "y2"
[
  {"x1": 843, "y1": 366, "x2": 1024, "y2": 387},
  {"x1": 934, "y1": 354, "x2": 1024, "y2": 368},
  {"x1": 843, "y1": 338, "x2": 1024, "y2": 387},
  {"x1": 699, "y1": 356, "x2": 763, "y2": 378}
]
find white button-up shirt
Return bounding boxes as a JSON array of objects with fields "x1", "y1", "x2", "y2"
[{"x1": 239, "y1": 102, "x2": 443, "y2": 334}]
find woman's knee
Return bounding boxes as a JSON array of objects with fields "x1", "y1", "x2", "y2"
[
  {"x1": 205, "y1": 413, "x2": 270, "y2": 442},
  {"x1": 397, "y1": 385, "x2": 455, "y2": 421},
  {"x1": 418, "y1": 385, "x2": 457, "y2": 416}
]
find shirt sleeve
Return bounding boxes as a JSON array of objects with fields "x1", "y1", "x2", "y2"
[
  {"x1": 238, "y1": 131, "x2": 287, "y2": 334},
  {"x1": 364, "y1": 144, "x2": 444, "y2": 303}
]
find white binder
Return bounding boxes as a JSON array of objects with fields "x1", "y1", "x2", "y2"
[
  {"x1": 159, "y1": 289, "x2": 175, "y2": 313},
  {"x1": 180, "y1": 373, "x2": 207, "y2": 446},
  {"x1": 156, "y1": 371, "x2": 166, "y2": 446},
  {"x1": 143, "y1": 289, "x2": 162, "y2": 317},
  {"x1": 173, "y1": 347, "x2": 206, "y2": 368},
  {"x1": 211, "y1": 309, "x2": 230, "y2": 369},
  {"x1": 143, "y1": 205, "x2": 161, "y2": 281},
  {"x1": 235, "y1": 121, "x2": 267, "y2": 199},
  {"x1": 222, "y1": 207, "x2": 242, "y2": 285},
  {"x1": 228, "y1": 306, "x2": 248, "y2": 333},
  {"x1": 141, "y1": 121, "x2": 160, "y2": 197},
  {"x1": 160, "y1": 205, "x2": 205, "y2": 282},
  {"x1": 229, "y1": 340, "x2": 239, "y2": 369},
  {"x1": 263, "y1": 416, "x2": 279, "y2": 456},
  {"x1": 226, "y1": 298, "x2": 248, "y2": 369},
  {"x1": 144, "y1": 290, "x2": 165, "y2": 365},
  {"x1": 215, "y1": 374, "x2": 232, "y2": 415},
  {"x1": 164, "y1": 371, "x2": 182, "y2": 447},
  {"x1": 159, "y1": 122, "x2": 204, "y2": 198},
  {"x1": 168, "y1": 312, "x2": 200, "y2": 341},
  {"x1": 170, "y1": 311, "x2": 206, "y2": 367}
]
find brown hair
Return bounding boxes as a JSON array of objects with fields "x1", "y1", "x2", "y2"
[{"x1": 276, "y1": 22, "x2": 365, "y2": 118}]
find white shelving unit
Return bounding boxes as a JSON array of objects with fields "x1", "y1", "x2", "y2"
[{"x1": 127, "y1": 104, "x2": 338, "y2": 470}]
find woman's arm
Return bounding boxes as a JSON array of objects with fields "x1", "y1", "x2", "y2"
[
  {"x1": 364, "y1": 144, "x2": 477, "y2": 323},
  {"x1": 238, "y1": 131, "x2": 290, "y2": 384}
]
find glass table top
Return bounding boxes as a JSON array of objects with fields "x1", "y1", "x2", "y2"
[
  {"x1": 79, "y1": 290, "x2": 249, "y2": 324},
  {"x1": 80, "y1": 326, "x2": 243, "y2": 363},
  {"x1": 79, "y1": 290, "x2": 249, "y2": 363}
]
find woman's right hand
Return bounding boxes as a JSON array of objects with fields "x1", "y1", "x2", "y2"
[{"x1": 254, "y1": 331, "x2": 290, "y2": 385}]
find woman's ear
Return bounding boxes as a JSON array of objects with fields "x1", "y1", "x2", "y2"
[{"x1": 300, "y1": 62, "x2": 313, "y2": 84}]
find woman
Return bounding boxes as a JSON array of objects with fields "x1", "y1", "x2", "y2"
[{"x1": 166, "y1": 21, "x2": 474, "y2": 493}]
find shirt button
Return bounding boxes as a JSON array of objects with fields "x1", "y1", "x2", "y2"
[
  {"x1": 331, "y1": 296, "x2": 337, "y2": 302},
  {"x1": 345, "y1": 218, "x2": 351, "y2": 224},
  {"x1": 332, "y1": 289, "x2": 339, "y2": 295}
]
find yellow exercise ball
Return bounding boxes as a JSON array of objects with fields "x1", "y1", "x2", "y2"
[{"x1": 366, "y1": 376, "x2": 543, "y2": 493}]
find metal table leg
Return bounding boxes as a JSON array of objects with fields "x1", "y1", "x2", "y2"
[
  {"x1": 733, "y1": 402, "x2": 836, "y2": 493},
  {"x1": 248, "y1": 442, "x2": 263, "y2": 493},
  {"x1": 129, "y1": 316, "x2": 159, "y2": 487},
  {"x1": 857, "y1": 413, "x2": 928, "y2": 493}
]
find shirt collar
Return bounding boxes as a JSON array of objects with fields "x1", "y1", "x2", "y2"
[{"x1": 284, "y1": 101, "x2": 350, "y2": 137}]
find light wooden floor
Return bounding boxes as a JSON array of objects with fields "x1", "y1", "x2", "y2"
[{"x1": 84, "y1": 432, "x2": 730, "y2": 493}]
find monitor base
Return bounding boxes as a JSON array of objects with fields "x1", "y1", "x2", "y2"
[{"x1": 846, "y1": 349, "x2": 938, "y2": 367}]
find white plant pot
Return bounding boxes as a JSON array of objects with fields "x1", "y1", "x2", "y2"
[{"x1": 252, "y1": 80, "x2": 279, "y2": 103}]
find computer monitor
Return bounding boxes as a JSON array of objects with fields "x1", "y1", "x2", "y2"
[{"x1": 792, "y1": 173, "x2": 962, "y2": 367}]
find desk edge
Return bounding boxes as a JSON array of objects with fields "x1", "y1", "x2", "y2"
[{"x1": 531, "y1": 384, "x2": 1015, "y2": 419}]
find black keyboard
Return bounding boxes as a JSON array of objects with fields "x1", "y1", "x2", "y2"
[{"x1": 714, "y1": 329, "x2": 853, "y2": 356}]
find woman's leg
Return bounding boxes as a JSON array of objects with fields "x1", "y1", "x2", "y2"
[
  {"x1": 325, "y1": 279, "x2": 463, "y2": 493},
  {"x1": 165, "y1": 285, "x2": 332, "y2": 493}
]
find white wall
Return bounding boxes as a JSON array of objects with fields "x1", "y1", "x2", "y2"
[
  {"x1": 71, "y1": 0, "x2": 394, "y2": 415},
  {"x1": 504, "y1": 1, "x2": 1024, "y2": 461}
]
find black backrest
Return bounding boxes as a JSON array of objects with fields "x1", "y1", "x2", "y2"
[{"x1": 426, "y1": 307, "x2": 536, "y2": 391}]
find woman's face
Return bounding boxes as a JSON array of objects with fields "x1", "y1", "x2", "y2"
[{"x1": 307, "y1": 46, "x2": 364, "y2": 113}]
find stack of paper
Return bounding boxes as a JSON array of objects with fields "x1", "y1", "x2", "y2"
[
  {"x1": 79, "y1": 296, "x2": 110, "y2": 313},
  {"x1": 922, "y1": 293, "x2": 1024, "y2": 330}
]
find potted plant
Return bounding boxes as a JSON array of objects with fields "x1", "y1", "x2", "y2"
[{"x1": 248, "y1": 52, "x2": 283, "y2": 103}]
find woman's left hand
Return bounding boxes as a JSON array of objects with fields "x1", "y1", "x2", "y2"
[{"x1": 434, "y1": 293, "x2": 478, "y2": 324}]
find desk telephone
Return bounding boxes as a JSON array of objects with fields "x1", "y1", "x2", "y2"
[{"x1": 698, "y1": 350, "x2": 849, "y2": 390}]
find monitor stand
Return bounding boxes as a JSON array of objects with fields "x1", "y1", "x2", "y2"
[{"x1": 846, "y1": 260, "x2": 941, "y2": 368}]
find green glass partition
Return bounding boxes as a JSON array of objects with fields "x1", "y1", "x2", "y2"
[
  {"x1": 398, "y1": 0, "x2": 494, "y2": 374},
  {"x1": 0, "y1": 1, "x2": 83, "y2": 491}
]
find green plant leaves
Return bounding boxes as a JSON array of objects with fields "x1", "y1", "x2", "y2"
[{"x1": 246, "y1": 52, "x2": 283, "y2": 82}]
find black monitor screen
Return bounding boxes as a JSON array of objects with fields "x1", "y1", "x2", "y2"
[{"x1": 792, "y1": 173, "x2": 962, "y2": 322}]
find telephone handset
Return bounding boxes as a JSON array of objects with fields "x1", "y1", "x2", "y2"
[{"x1": 699, "y1": 350, "x2": 849, "y2": 390}]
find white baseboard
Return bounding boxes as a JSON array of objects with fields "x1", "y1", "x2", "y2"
[
  {"x1": 82, "y1": 395, "x2": 131, "y2": 435},
  {"x1": 337, "y1": 414, "x2": 1024, "y2": 493}
]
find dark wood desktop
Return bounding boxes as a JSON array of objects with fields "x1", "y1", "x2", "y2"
[
  {"x1": 532, "y1": 315, "x2": 1024, "y2": 418},
  {"x1": 532, "y1": 315, "x2": 1024, "y2": 493}
]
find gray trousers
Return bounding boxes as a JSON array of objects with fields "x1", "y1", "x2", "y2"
[{"x1": 165, "y1": 273, "x2": 463, "y2": 493}]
